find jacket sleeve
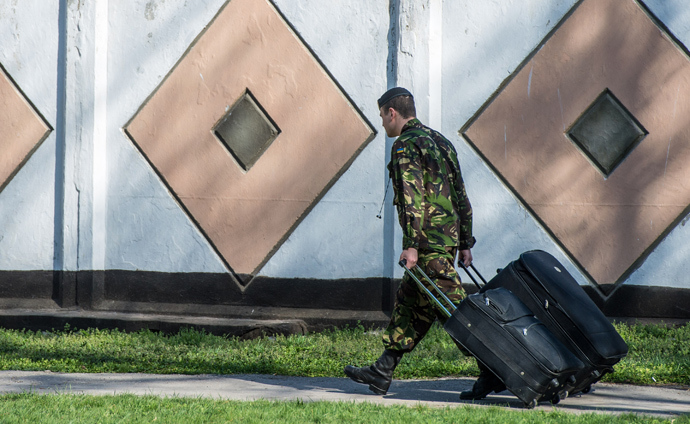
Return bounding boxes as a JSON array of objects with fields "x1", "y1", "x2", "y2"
[
  {"x1": 389, "y1": 141, "x2": 426, "y2": 250},
  {"x1": 440, "y1": 139, "x2": 476, "y2": 250},
  {"x1": 455, "y1": 171, "x2": 476, "y2": 250}
]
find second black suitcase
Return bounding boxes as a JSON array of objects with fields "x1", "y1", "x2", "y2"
[{"x1": 480, "y1": 250, "x2": 628, "y2": 395}]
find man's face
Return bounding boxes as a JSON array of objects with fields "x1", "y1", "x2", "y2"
[{"x1": 379, "y1": 107, "x2": 397, "y2": 138}]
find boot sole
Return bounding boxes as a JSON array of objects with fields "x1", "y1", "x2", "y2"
[
  {"x1": 459, "y1": 384, "x2": 506, "y2": 400},
  {"x1": 459, "y1": 392, "x2": 490, "y2": 400},
  {"x1": 368, "y1": 384, "x2": 388, "y2": 395},
  {"x1": 344, "y1": 367, "x2": 389, "y2": 395}
]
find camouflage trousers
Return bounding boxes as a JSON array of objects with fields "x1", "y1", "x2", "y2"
[{"x1": 382, "y1": 247, "x2": 467, "y2": 353}]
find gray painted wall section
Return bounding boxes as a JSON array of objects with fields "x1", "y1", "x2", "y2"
[
  {"x1": 0, "y1": 1, "x2": 57, "y2": 271},
  {"x1": 0, "y1": 0, "x2": 688, "y2": 293}
]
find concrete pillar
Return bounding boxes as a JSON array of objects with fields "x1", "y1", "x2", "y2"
[
  {"x1": 396, "y1": 0, "x2": 429, "y2": 122},
  {"x1": 384, "y1": 0, "x2": 443, "y2": 278},
  {"x1": 55, "y1": 0, "x2": 107, "y2": 306},
  {"x1": 397, "y1": 0, "x2": 441, "y2": 125}
]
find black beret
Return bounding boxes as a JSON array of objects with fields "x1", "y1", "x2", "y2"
[{"x1": 377, "y1": 87, "x2": 413, "y2": 108}]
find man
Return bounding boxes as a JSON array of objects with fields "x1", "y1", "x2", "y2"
[{"x1": 344, "y1": 87, "x2": 504, "y2": 400}]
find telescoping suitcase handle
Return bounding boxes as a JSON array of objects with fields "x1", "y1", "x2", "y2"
[
  {"x1": 458, "y1": 262, "x2": 488, "y2": 290},
  {"x1": 398, "y1": 260, "x2": 455, "y2": 318},
  {"x1": 397, "y1": 260, "x2": 488, "y2": 319}
]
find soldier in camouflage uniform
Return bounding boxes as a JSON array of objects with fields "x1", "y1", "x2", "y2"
[{"x1": 345, "y1": 87, "x2": 504, "y2": 400}]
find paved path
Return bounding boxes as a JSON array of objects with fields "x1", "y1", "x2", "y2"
[{"x1": 1, "y1": 371, "x2": 689, "y2": 418}]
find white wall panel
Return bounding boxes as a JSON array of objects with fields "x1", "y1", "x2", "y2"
[{"x1": 0, "y1": 1, "x2": 58, "y2": 270}]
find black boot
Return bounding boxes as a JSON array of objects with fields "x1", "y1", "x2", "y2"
[
  {"x1": 459, "y1": 361, "x2": 506, "y2": 400},
  {"x1": 344, "y1": 349, "x2": 403, "y2": 395}
]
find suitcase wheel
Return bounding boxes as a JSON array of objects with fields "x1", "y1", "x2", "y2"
[
  {"x1": 550, "y1": 396, "x2": 560, "y2": 405},
  {"x1": 524, "y1": 399, "x2": 537, "y2": 409},
  {"x1": 581, "y1": 384, "x2": 592, "y2": 394}
]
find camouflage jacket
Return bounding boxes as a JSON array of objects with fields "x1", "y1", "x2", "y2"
[{"x1": 387, "y1": 119, "x2": 475, "y2": 252}]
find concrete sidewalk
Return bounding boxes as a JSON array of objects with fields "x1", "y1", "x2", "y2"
[{"x1": 1, "y1": 371, "x2": 688, "y2": 419}]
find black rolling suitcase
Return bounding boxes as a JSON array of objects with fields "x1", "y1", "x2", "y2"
[
  {"x1": 478, "y1": 250, "x2": 628, "y2": 395},
  {"x1": 399, "y1": 261, "x2": 584, "y2": 408}
]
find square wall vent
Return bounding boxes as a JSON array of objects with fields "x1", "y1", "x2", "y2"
[{"x1": 213, "y1": 90, "x2": 280, "y2": 171}]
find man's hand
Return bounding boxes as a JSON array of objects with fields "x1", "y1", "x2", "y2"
[
  {"x1": 459, "y1": 249, "x2": 473, "y2": 268},
  {"x1": 400, "y1": 248, "x2": 418, "y2": 269}
]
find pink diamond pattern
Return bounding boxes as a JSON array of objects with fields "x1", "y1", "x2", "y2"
[
  {"x1": 0, "y1": 65, "x2": 52, "y2": 194},
  {"x1": 125, "y1": 0, "x2": 375, "y2": 285},
  {"x1": 462, "y1": 0, "x2": 690, "y2": 290}
]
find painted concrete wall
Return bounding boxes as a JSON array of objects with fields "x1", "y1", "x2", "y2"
[
  {"x1": 442, "y1": 0, "x2": 582, "y2": 285},
  {"x1": 442, "y1": 0, "x2": 690, "y2": 292},
  {"x1": 99, "y1": 0, "x2": 387, "y2": 280},
  {"x1": 1, "y1": 0, "x2": 690, "y2": 321},
  {"x1": 0, "y1": 1, "x2": 57, "y2": 271}
]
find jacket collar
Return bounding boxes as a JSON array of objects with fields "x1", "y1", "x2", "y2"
[{"x1": 400, "y1": 118, "x2": 423, "y2": 135}]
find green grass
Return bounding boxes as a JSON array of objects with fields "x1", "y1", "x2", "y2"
[
  {"x1": 612, "y1": 323, "x2": 690, "y2": 386},
  {"x1": 0, "y1": 393, "x2": 685, "y2": 424},
  {"x1": 0, "y1": 323, "x2": 472, "y2": 377},
  {"x1": 1, "y1": 322, "x2": 689, "y2": 386},
  {"x1": 0, "y1": 323, "x2": 688, "y2": 423}
]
